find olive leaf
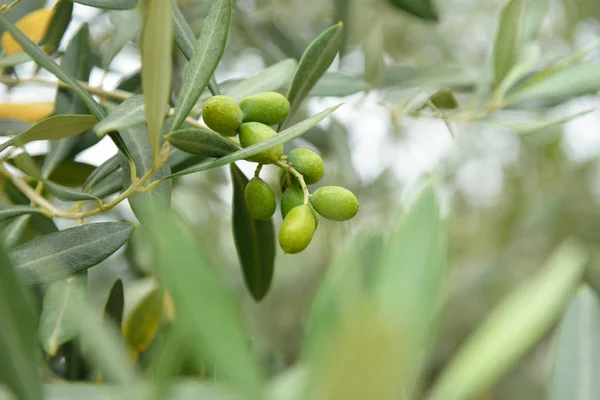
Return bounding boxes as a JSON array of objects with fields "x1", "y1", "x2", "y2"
[
  {"x1": 104, "y1": 277, "x2": 124, "y2": 328},
  {"x1": 388, "y1": 0, "x2": 438, "y2": 21},
  {"x1": 0, "y1": 52, "x2": 31, "y2": 67},
  {"x1": 87, "y1": 169, "x2": 123, "y2": 199},
  {"x1": 230, "y1": 164, "x2": 275, "y2": 301},
  {"x1": 0, "y1": 243, "x2": 41, "y2": 400},
  {"x1": 491, "y1": 109, "x2": 595, "y2": 134},
  {"x1": 93, "y1": 94, "x2": 150, "y2": 137},
  {"x1": 363, "y1": 23, "x2": 385, "y2": 88},
  {"x1": 144, "y1": 209, "x2": 265, "y2": 396},
  {"x1": 165, "y1": 128, "x2": 240, "y2": 157},
  {"x1": 282, "y1": 23, "x2": 344, "y2": 129},
  {"x1": 141, "y1": 0, "x2": 172, "y2": 162},
  {"x1": 170, "y1": 103, "x2": 341, "y2": 178},
  {"x1": 2, "y1": 215, "x2": 31, "y2": 248},
  {"x1": 45, "y1": 181, "x2": 101, "y2": 202},
  {"x1": 10, "y1": 222, "x2": 135, "y2": 286},
  {"x1": 169, "y1": 0, "x2": 232, "y2": 131},
  {"x1": 549, "y1": 286, "x2": 600, "y2": 400},
  {"x1": 122, "y1": 287, "x2": 164, "y2": 352},
  {"x1": 225, "y1": 58, "x2": 297, "y2": 102},
  {"x1": 39, "y1": 0, "x2": 73, "y2": 54},
  {"x1": 0, "y1": 205, "x2": 45, "y2": 222},
  {"x1": 67, "y1": 0, "x2": 137, "y2": 10},
  {"x1": 38, "y1": 274, "x2": 87, "y2": 356},
  {"x1": 7, "y1": 114, "x2": 97, "y2": 148},
  {"x1": 42, "y1": 24, "x2": 92, "y2": 179},
  {"x1": 4, "y1": 181, "x2": 58, "y2": 236},
  {"x1": 82, "y1": 154, "x2": 121, "y2": 193},
  {"x1": 310, "y1": 72, "x2": 368, "y2": 97},
  {"x1": 426, "y1": 241, "x2": 587, "y2": 400},
  {"x1": 102, "y1": 9, "x2": 143, "y2": 69}
]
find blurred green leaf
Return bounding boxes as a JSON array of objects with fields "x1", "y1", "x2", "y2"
[
  {"x1": 230, "y1": 164, "x2": 275, "y2": 301},
  {"x1": 426, "y1": 241, "x2": 588, "y2": 400},
  {"x1": 40, "y1": 0, "x2": 73, "y2": 54},
  {"x1": 104, "y1": 277, "x2": 124, "y2": 328},
  {"x1": 169, "y1": 0, "x2": 231, "y2": 131},
  {"x1": 9, "y1": 152, "x2": 41, "y2": 179},
  {"x1": 10, "y1": 114, "x2": 97, "y2": 147},
  {"x1": 388, "y1": 0, "x2": 438, "y2": 21},
  {"x1": 363, "y1": 23, "x2": 385, "y2": 88},
  {"x1": 310, "y1": 72, "x2": 368, "y2": 97},
  {"x1": 67, "y1": 0, "x2": 137, "y2": 10},
  {"x1": 2, "y1": 214, "x2": 31, "y2": 248},
  {"x1": 120, "y1": 125, "x2": 171, "y2": 224},
  {"x1": 47, "y1": 160, "x2": 96, "y2": 187},
  {"x1": 123, "y1": 287, "x2": 164, "y2": 352},
  {"x1": 429, "y1": 88, "x2": 458, "y2": 109},
  {"x1": 0, "y1": 243, "x2": 41, "y2": 400},
  {"x1": 142, "y1": 0, "x2": 172, "y2": 162},
  {"x1": 3, "y1": 181, "x2": 58, "y2": 235},
  {"x1": 226, "y1": 58, "x2": 297, "y2": 102},
  {"x1": 11, "y1": 222, "x2": 134, "y2": 286},
  {"x1": 145, "y1": 210, "x2": 265, "y2": 397},
  {"x1": 548, "y1": 286, "x2": 600, "y2": 400},
  {"x1": 102, "y1": 8, "x2": 143, "y2": 68},
  {"x1": 0, "y1": 52, "x2": 31, "y2": 67},
  {"x1": 93, "y1": 95, "x2": 150, "y2": 137},
  {"x1": 283, "y1": 23, "x2": 343, "y2": 128},
  {"x1": 39, "y1": 274, "x2": 87, "y2": 356},
  {"x1": 0, "y1": 205, "x2": 44, "y2": 221},
  {"x1": 43, "y1": 24, "x2": 92, "y2": 179},
  {"x1": 493, "y1": 109, "x2": 595, "y2": 134},
  {"x1": 45, "y1": 181, "x2": 101, "y2": 202},
  {"x1": 87, "y1": 168, "x2": 123, "y2": 198},
  {"x1": 171, "y1": 104, "x2": 341, "y2": 178},
  {"x1": 166, "y1": 128, "x2": 240, "y2": 157},
  {"x1": 82, "y1": 155, "x2": 121, "y2": 193}
]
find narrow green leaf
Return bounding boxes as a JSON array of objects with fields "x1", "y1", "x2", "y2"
[
  {"x1": 283, "y1": 23, "x2": 343, "y2": 129},
  {"x1": 363, "y1": 23, "x2": 385, "y2": 88},
  {"x1": 42, "y1": 24, "x2": 92, "y2": 179},
  {"x1": 67, "y1": 0, "x2": 137, "y2": 10},
  {"x1": 123, "y1": 287, "x2": 164, "y2": 352},
  {"x1": 39, "y1": 274, "x2": 87, "y2": 356},
  {"x1": 493, "y1": 109, "x2": 595, "y2": 134},
  {"x1": 9, "y1": 152, "x2": 41, "y2": 179},
  {"x1": 142, "y1": 0, "x2": 172, "y2": 162},
  {"x1": 45, "y1": 181, "x2": 101, "y2": 202},
  {"x1": 169, "y1": 0, "x2": 232, "y2": 131},
  {"x1": 426, "y1": 241, "x2": 588, "y2": 400},
  {"x1": 46, "y1": 160, "x2": 96, "y2": 187},
  {"x1": 2, "y1": 215, "x2": 31, "y2": 248},
  {"x1": 310, "y1": 72, "x2": 368, "y2": 97},
  {"x1": 166, "y1": 128, "x2": 240, "y2": 157},
  {"x1": 0, "y1": 205, "x2": 44, "y2": 222},
  {"x1": 230, "y1": 164, "x2": 275, "y2": 301},
  {"x1": 0, "y1": 13, "x2": 132, "y2": 161},
  {"x1": 11, "y1": 222, "x2": 135, "y2": 286},
  {"x1": 145, "y1": 209, "x2": 265, "y2": 397},
  {"x1": 333, "y1": 0, "x2": 351, "y2": 59},
  {"x1": 40, "y1": 0, "x2": 73, "y2": 54},
  {"x1": 93, "y1": 95, "x2": 151, "y2": 137},
  {"x1": 225, "y1": 58, "x2": 297, "y2": 102},
  {"x1": 3, "y1": 181, "x2": 58, "y2": 236},
  {"x1": 82, "y1": 155, "x2": 121, "y2": 193},
  {"x1": 429, "y1": 88, "x2": 459, "y2": 109},
  {"x1": 549, "y1": 286, "x2": 600, "y2": 400},
  {"x1": 102, "y1": 9, "x2": 143, "y2": 69},
  {"x1": 120, "y1": 125, "x2": 171, "y2": 225},
  {"x1": 0, "y1": 52, "x2": 31, "y2": 67},
  {"x1": 171, "y1": 104, "x2": 341, "y2": 178},
  {"x1": 388, "y1": 0, "x2": 438, "y2": 21},
  {"x1": 0, "y1": 243, "x2": 41, "y2": 400},
  {"x1": 87, "y1": 168, "x2": 123, "y2": 199},
  {"x1": 104, "y1": 277, "x2": 124, "y2": 328},
  {"x1": 12, "y1": 115, "x2": 97, "y2": 147}
]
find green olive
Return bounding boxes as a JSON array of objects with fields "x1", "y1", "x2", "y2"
[
  {"x1": 310, "y1": 186, "x2": 359, "y2": 221},
  {"x1": 240, "y1": 92, "x2": 290, "y2": 126},
  {"x1": 238, "y1": 122, "x2": 283, "y2": 164},
  {"x1": 281, "y1": 187, "x2": 319, "y2": 227},
  {"x1": 287, "y1": 147, "x2": 324, "y2": 184},
  {"x1": 278, "y1": 205, "x2": 316, "y2": 254},
  {"x1": 245, "y1": 177, "x2": 276, "y2": 220},
  {"x1": 202, "y1": 95, "x2": 243, "y2": 137}
]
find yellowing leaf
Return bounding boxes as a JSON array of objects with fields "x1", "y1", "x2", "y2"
[
  {"x1": 2, "y1": 9, "x2": 54, "y2": 55},
  {"x1": 0, "y1": 102, "x2": 54, "y2": 122},
  {"x1": 122, "y1": 287, "x2": 164, "y2": 352}
]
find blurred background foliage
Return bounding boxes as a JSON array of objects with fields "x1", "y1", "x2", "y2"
[{"x1": 2, "y1": 0, "x2": 600, "y2": 398}]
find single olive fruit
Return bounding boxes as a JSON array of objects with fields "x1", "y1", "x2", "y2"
[
  {"x1": 281, "y1": 187, "x2": 319, "y2": 227},
  {"x1": 278, "y1": 205, "x2": 316, "y2": 254},
  {"x1": 287, "y1": 148, "x2": 325, "y2": 184},
  {"x1": 240, "y1": 92, "x2": 290, "y2": 126},
  {"x1": 310, "y1": 186, "x2": 359, "y2": 221},
  {"x1": 245, "y1": 177, "x2": 276, "y2": 220},
  {"x1": 202, "y1": 95, "x2": 243, "y2": 137},
  {"x1": 239, "y1": 122, "x2": 283, "y2": 164}
]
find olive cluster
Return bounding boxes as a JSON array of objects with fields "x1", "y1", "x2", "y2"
[{"x1": 202, "y1": 92, "x2": 359, "y2": 254}]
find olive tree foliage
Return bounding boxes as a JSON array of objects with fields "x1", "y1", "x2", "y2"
[{"x1": 0, "y1": 0, "x2": 600, "y2": 399}]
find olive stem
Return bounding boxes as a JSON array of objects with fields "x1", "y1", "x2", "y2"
[
  {"x1": 275, "y1": 160, "x2": 310, "y2": 205},
  {"x1": 254, "y1": 164, "x2": 263, "y2": 178}
]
